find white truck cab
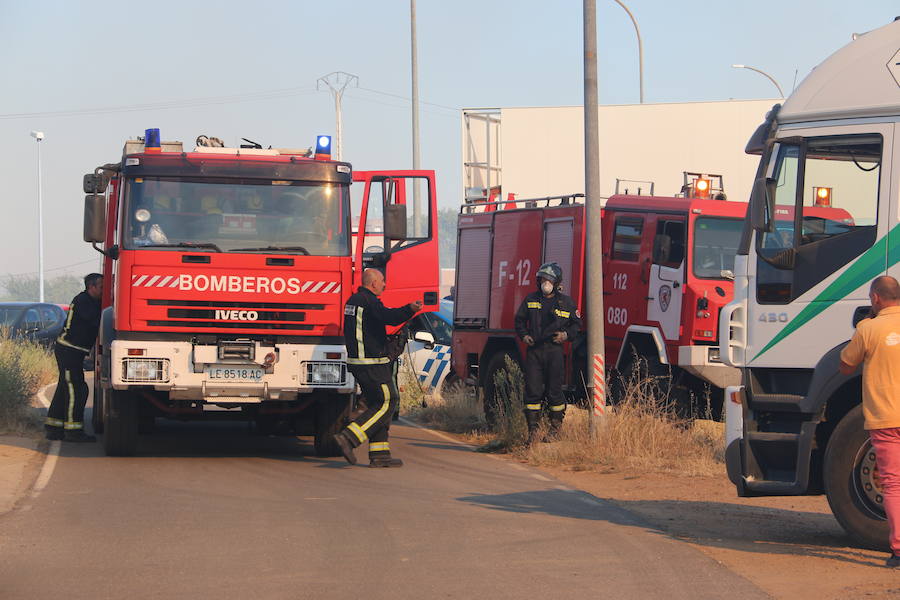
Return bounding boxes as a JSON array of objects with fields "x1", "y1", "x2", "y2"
[{"x1": 720, "y1": 17, "x2": 900, "y2": 549}]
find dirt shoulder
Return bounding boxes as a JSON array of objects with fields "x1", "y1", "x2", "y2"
[
  {"x1": 0, "y1": 435, "x2": 46, "y2": 515},
  {"x1": 540, "y1": 466, "x2": 900, "y2": 599}
]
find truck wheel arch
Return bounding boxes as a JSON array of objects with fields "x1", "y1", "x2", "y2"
[
  {"x1": 616, "y1": 326, "x2": 668, "y2": 371},
  {"x1": 478, "y1": 336, "x2": 522, "y2": 387}
]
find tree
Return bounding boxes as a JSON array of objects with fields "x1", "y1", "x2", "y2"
[
  {"x1": 1, "y1": 274, "x2": 86, "y2": 304},
  {"x1": 438, "y1": 208, "x2": 458, "y2": 268}
]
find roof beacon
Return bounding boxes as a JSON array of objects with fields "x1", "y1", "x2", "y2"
[
  {"x1": 314, "y1": 135, "x2": 332, "y2": 160},
  {"x1": 144, "y1": 128, "x2": 161, "y2": 154}
]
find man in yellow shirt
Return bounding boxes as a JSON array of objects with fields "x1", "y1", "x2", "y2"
[{"x1": 840, "y1": 275, "x2": 900, "y2": 567}]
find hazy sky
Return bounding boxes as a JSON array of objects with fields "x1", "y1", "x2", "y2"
[{"x1": 1, "y1": 1, "x2": 896, "y2": 284}]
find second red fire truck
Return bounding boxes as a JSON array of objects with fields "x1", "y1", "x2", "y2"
[
  {"x1": 452, "y1": 173, "x2": 747, "y2": 418},
  {"x1": 83, "y1": 130, "x2": 439, "y2": 456}
]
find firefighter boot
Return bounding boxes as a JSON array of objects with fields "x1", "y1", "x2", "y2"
[
  {"x1": 63, "y1": 430, "x2": 96, "y2": 443},
  {"x1": 546, "y1": 411, "x2": 565, "y2": 442},
  {"x1": 369, "y1": 456, "x2": 404, "y2": 468},
  {"x1": 44, "y1": 426, "x2": 64, "y2": 441},
  {"x1": 524, "y1": 410, "x2": 541, "y2": 445},
  {"x1": 333, "y1": 430, "x2": 358, "y2": 465}
]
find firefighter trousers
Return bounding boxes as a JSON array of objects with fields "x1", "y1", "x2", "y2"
[
  {"x1": 344, "y1": 363, "x2": 399, "y2": 458},
  {"x1": 46, "y1": 345, "x2": 89, "y2": 432},
  {"x1": 524, "y1": 344, "x2": 566, "y2": 432}
]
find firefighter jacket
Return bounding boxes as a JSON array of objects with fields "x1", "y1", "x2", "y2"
[
  {"x1": 344, "y1": 287, "x2": 415, "y2": 366},
  {"x1": 57, "y1": 291, "x2": 101, "y2": 354},
  {"x1": 514, "y1": 291, "x2": 581, "y2": 346}
]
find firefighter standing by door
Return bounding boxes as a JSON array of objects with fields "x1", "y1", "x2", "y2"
[
  {"x1": 515, "y1": 262, "x2": 581, "y2": 444},
  {"x1": 334, "y1": 268, "x2": 422, "y2": 467},
  {"x1": 45, "y1": 273, "x2": 103, "y2": 442}
]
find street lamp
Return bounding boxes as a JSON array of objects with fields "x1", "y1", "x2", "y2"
[
  {"x1": 30, "y1": 130, "x2": 45, "y2": 303},
  {"x1": 732, "y1": 64, "x2": 785, "y2": 98},
  {"x1": 612, "y1": 0, "x2": 644, "y2": 103}
]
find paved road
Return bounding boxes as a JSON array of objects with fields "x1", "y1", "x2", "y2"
[{"x1": 0, "y1": 393, "x2": 767, "y2": 599}]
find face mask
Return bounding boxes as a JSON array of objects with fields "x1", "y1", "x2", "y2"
[{"x1": 541, "y1": 281, "x2": 554, "y2": 295}]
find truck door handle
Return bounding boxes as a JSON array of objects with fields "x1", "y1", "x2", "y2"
[{"x1": 673, "y1": 281, "x2": 680, "y2": 289}]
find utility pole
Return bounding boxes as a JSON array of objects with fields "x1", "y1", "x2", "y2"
[
  {"x1": 584, "y1": 1, "x2": 605, "y2": 425},
  {"x1": 317, "y1": 72, "x2": 358, "y2": 161},
  {"x1": 410, "y1": 0, "x2": 423, "y2": 237},
  {"x1": 31, "y1": 130, "x2": 45, "y2": 303}
]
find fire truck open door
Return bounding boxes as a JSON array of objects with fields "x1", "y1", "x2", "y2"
[
  {"x1": 646, "y1": 218, "x2": 686, "y2": 340},
  {"x1": 352, "y1": 170, "x2": 440, "y2": 315}
]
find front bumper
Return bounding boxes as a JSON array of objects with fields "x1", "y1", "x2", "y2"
[{"x1": 110, "y1": 340, "x2": 354, "y2": 401}]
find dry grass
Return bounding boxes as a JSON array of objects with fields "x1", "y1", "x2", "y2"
[
  {"x1": 400, "y1": 360, "x2": 486, "y2": 433},
  {"x1": 0, "y1": 330, "x2": 56, "y2": 434},
  {"x1": 403, "y1": 355, "x2": 724, "y2": 477}
]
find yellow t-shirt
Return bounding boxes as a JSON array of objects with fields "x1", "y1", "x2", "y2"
[{"x1": 840, "y1": 305, "x2": 900, "y2": 430}]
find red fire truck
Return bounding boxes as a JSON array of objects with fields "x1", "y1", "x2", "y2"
[
  {"x1": 451, "y1": 173, "x2": 748, "y2": 418},
  {"x1": 83, "y1": 130, "x2": 439, "y2": 456}
]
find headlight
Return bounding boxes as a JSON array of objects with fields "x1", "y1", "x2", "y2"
[
  {"x1": 304, "y1": 361, "x2": 346, "y2": 385},
  {"x1": 123, "y1": 358, "x2": 170, "y2": 382}
]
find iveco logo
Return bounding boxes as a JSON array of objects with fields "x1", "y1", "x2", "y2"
[{"x1": 215, "y1": 309, "x2": 259, "y2": 321}]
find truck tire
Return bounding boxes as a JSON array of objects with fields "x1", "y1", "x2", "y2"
[
  {"x1": 483, "y1": 352, "x2": 518, "y2": 429},
  {"x1": 104, "y1": 389, "x2": 139, "y2": 457},
  {"x1": 314, "y1": 396, "x2": 350, "y2": 457},
  {"x1": 823, "y1": 404, "x2": 889, "y2": 550},
  {"x1": 91, "y1": 380, "x2": 105, "y2": 434}
]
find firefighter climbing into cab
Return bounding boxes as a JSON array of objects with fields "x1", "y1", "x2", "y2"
[{"x1": 514, "y1": 262, "x2": 582, "y2": 444}]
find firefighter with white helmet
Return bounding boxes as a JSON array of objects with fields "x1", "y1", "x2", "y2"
[{"x1": 514, "y1": 262, "x2": 582, "y2": 443}]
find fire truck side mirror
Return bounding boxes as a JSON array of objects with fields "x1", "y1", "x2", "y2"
[
  {"x1": 384, "y1": 203, "x2": 408, "y2": 241},
  {"x1": 750, "y1": 176, "x2": 776, "y2": 233},
  {"x1": 83, "y1": 173, "x2": 108, "y2": 194},
  {"x1": 652, "y1": 234, "x2": 671, "y2": 264},
  {"x1": 84, "y1": 194, "x2": 107, "y2": 243}
]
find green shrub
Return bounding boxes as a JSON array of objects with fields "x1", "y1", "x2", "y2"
[{"x1": 0, "y1": 330, "x2": 56, "y2": 433}]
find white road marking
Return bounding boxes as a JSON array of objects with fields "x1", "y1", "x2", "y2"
[
  {"x1": 30, "y1": 441, "x2": 60, "y2": 499},
  {"x1": 531, "y1": 474, "x2": 550, "y2": 481},
  {"x1": 36, "y1": 382, "x2": 54, "y2": 408},
  {"x1": 398, "y1": 417, "x2": 477, "y2": 450}
]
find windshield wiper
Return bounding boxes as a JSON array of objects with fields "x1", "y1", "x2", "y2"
[
  {"x1": 142, "y1": 242, "x2": 222, "y2": 252},
  {"x1": 230, "y1": 246, "x2": 311, "y2": 255}
]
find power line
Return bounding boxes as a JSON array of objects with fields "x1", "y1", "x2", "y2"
[
  {"x1": 356, "y1": 86, "x2": 458, "y2": 112},
  {"x1": 6, "y1": 258, "x2": 99, "y2": 278},
  {"x1": 0, "y1": 87, "x2": 319, "y2": 120}
]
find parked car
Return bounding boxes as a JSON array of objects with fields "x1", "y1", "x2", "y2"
[
  {"x1": 402, "y1": 299, "x2": 459, "y2": 400},
  {"x1": 0, "y1": 302, "x2": 66, "y2": 347}
]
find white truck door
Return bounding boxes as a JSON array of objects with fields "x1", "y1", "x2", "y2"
[
  {"x1": 744, "y1": 124, "x2": 893, "y2": 368},
  {"x1": 647, "y1": 218, "x2": 686, "y2": 340}
]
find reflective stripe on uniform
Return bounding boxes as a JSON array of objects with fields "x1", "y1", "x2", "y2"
[
  {"x1": 369, "y1": 442, "x2": 390, "y2": 452},
  {"x1": 66, "y1": 370, "x2": 76, "y2": 426},
  {"x1": 348, "y1": 422, "x2": 368, "y2": 443},
  {"x1": 57, "y1": 339, "x2": 90, "y2": 353},
  {"x1": 527, "y1": 302, "x2": 541, "y2": 309},
  {"x1": 361, "y1": 384, "x2": 393, "y2": 432},
  {"x1": 549, "y1": 404, "x2": 566, "y2": 412},
  {"x1": 525, "y1": 403, "x2": 542, "y2": 411},
  {"x1": 45, "y1": 417, "x2": 63, "y2": 427},
  {"x1": 346, "y1": 357, "x2": 390, "y2": 365},
  {"x1": 554, "y1": 309, "x2": 570, "y2": 318},
  {"x1": 64, "y1": 422, "x2": 83, "y2": 430},
  {"x1": 356, "y1": 306, "x2": 365, "y2": 360}
]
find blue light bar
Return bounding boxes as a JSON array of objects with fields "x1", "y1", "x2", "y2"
[{"x1": 145, "y1": 128, "x2": 161, "y2": 153}]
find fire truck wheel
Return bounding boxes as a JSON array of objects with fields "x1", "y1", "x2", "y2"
[
  {"x1": 91, "y1": 381, "x2": 105, "y2": 434},
  {"x1": 823, "y1": 404, "x2": 889, "y2": 550},
  {"x1": 483, "y1": 352, "x2": 519, "y2": 430},
  {"x1": 314, "y1": 396, "x2": 351, "y2": 457},
  {"x1": 104, "y1": 390, "x2": 139, "y2": 457}
]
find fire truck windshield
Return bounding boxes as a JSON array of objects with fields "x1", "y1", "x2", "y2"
[
  {"x1": 122, "y1": 177, "x2": 350, "y2": 256},
  {"x1": 693, "y1": 217, "x2": 742, "y2": 279}
]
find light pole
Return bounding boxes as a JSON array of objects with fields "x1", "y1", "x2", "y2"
[
  {"x1": 611, "y1": 0, "x2": 644, "y2": 103},
  {"x1": 732, "y1": 64, "x2": 785, "y2": 98},
  {"x1": 30, "y1": 130, "x2": 45, "y2": 303},
  {"x1": 317, "y1": 72, "x2": 359, "y2": 161},
  {"x1": 410, "y1": 0, "x2": 423, "y2": 236},
  {"x1": 584, "y1": 0, "x2": 606, "y2": 425}
]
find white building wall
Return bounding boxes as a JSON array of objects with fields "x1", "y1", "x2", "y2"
[{"x1": 466, "y1": 99, "x2": 778, "y2": 204}]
